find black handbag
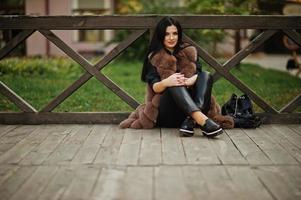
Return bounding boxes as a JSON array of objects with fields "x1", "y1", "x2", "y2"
[
  {"x1": 221, "y1": 94, "x2": 253, "y2": 117},
  {"x1": 222, "y1": 94, "x2": 262, "y2": 128},
  {"x1": 286, "y1": 58, "x2": 299, "y2": 70}
]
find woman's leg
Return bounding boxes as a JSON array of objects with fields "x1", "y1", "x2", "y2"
[
  {"x1": 167, "y1": 86, "x2": 223, "y2": 137},
  {"x1": 191, "y1": 111, "x2": 207, "y2": 126},
  {"x1": 192, "y1": 71, "x2": 213, "y2": 115},
  {"x1": 156, "y1": 89, "x2": 187, "y2": 128}
]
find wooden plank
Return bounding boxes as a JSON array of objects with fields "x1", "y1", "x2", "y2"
[
  {"x1": 39, "y1": 30, "x2": 139, "y2": 109},
  {"x1": 9, "y1": 166, "x2": 58, "y2": 200},
  {"x1": 181, "y1": 130, "x2": 220, "y2": 165},
  {"x1": 243, "y1": 127, "x2": 298, "y2": 164},
  {"x1": 20, "y1": 125, "x2": 54, "y2": 144},
  {"x1": 90, "y1": 167, "x2": 126, "y2": 200},
  {"x1": 280, "y1": 94, "x2": 301, "y2": 113},
  {"x1": 0, "y1": 29, "x2": 35, "y2": 60},
  {"x1": 208, "y1": 129, "x2": 247, "y2": 165},
  {"x1": 93, "y1": 125, "x2": 124, "y2": 165},
  {"x1": 60, "y1": 165, "x2": 100, "y2": 200},
  {"x1": 0, "y1": 81, "x2": 37, "y2": 113},
  {"x1": 72, "y1": 125, "x2": 109, "y2": 164},
  {"x1": 37, "y1": 165, "x2": 76, "y2": 200},
  {"x1": 253, "y1": 166, "x2": 301, "y2": 200},
  {"x1": 1, "y1": 15, "x2": 301, "y2": 29},
  {"x1": 0, "y1": 112, "x2": 129, "y2": 124},
  {"x1": 116, "y1": 128, "x2": 142, "y2": 166},
  {"x1": 0, "y1": 165, "x2": 19, "y2": 187},
  {"x1": 0, "y1": 125, "x2": 18, "y2": 138},
  {"x1": 180, "y1": 166, "x2": 209, "y2": 199},
  {"x1": 198, "y1": 166, "x2": 239, "y2": 199},
  {"x1": 161, "y1": 128, "x2": 186, "y2": 165},
  {"x1": 0, "y1": 125, "x2": 37, "y2": 144},
  {"x1": 0, "y1": 125, "x2": 53, "y2": 164},
  {"x1": 118, "y1": 167, "x2": 153, "y2": 200},
  {"x1": 278, "y1": 165, "x2": 301, "y2": 194},
  {"x1": 139, "y1": 128, "x2": 162, "y2": 165},
  {"x1": 45, "y1": 125, "x2": 92, "y2": 164},
  {"x1": 0, "y1": 166, "x2": 37, "y2": 200},
  {"x1": 0, "y1": 143, "x2": 16, "y2": 155},
  {"x1": 0, "y1": 126, "x2": 19, "y2": 154},
  {"x1": 288, "y1": 124, "x2": 301, "y2": 136},
  {"x1": 225, "y1": 128, "x2": 272, "y2": 165},
  {"x1": 20, "y1": 125, "x2": 71, "y2": 165},
  {"x1": 1, "y1": 112, "x2": 300, "y2": 124},
  {"x1": 0, "y1": 140, "x2": 36, "y2": 164},
  {"x1": 261, "y1": 125, "x2": 301, "y2": 163},
  {"x1": 226, "y1": 166, "x2": 274, "y2": 200},
  {"x1": 41, "y1": 29, "x2": 146, "y2": 112},
  {"x1": 270, "y1": 124, "x2": 301, "y2": 149},
  {"x1": 155, "y1": 166, "x2": 195, "y2": 200}
]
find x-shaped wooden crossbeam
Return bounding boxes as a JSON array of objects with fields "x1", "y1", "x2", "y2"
[
  {"x1": 183, "y1": 29, "x2": 301, "y2": 114},
  {"x1": 0, "y1": 28, "x2": 300, "y2": 114}
]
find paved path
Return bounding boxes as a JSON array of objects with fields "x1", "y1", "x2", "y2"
[
  {"x1": 0, "y1": 124, "x2": 300, "y2": 200},
  {"x1": 242, "y1": 53, "x2": 301, "y2": 78}
]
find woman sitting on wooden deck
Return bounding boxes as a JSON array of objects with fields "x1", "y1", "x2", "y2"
[{"x1": 120, "y1": 17, "x2": 234, "y2": 138}]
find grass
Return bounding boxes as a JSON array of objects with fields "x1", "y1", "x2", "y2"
[{"x1": 0, "y1": 57, "x2": 300, "y2": 112}]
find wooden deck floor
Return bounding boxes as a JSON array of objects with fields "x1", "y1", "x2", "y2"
[{"x1": 0, "y1": 124, "x2": 300, "y2": 200}]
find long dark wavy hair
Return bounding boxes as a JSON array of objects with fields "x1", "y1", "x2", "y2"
[{"x1": 141, "y1": 17, "x2": 183, "y2": 82}]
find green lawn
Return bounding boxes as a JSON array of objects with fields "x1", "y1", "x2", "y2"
[{"x1": 0, "y1": 57, "x2": 300, "y2": 112}]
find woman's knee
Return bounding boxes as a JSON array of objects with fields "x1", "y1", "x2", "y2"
[{"x1": 197, "y1": 71, "x2": 213, "y2": 85}]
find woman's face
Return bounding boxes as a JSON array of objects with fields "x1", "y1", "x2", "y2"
[{"x1": 163, "y1": 25, "x2": 178, "y2": 50}]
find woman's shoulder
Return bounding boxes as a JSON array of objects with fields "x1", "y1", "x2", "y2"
[
  {"x1": 148, "y1": 49, "x2": 166, "y2": 61},
  {"x1": 180, "y1": 42, "x2": 197, "y2": 51},
  {"x1": 179, "y1": 43, "x2": 197, "y2": 60}
]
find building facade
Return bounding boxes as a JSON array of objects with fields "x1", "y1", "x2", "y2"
[{"x1": 25, "y1": 0, "x2": 115, "y2": 57}]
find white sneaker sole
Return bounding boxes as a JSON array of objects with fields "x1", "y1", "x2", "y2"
[
  {"x1": 179, "y1": 129, "x2": 194, "y2": 134},
  {"x1": 202, "y1": 128, "x2": 223, "y2": 137}
]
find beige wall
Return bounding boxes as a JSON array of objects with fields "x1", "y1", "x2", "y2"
[
  {"x1": 25, "y1": 0, "x2": 47, "y2": 56},
  {"x1": 25, "y1": 0, "x2": 114, "y2": 57}
]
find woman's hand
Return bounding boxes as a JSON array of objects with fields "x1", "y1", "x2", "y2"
[
  {"x1": 162, "y1": 73, "x2": 185, "y2": 87},
  {"x1": 152, "y1": 73, "x2": 185, "y2": 93},
  {"x1": 184, "y1": 74, "x2": 198, "y2": 87}
]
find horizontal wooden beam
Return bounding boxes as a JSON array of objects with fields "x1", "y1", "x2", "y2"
[
  {"x1": 0, "y1": 112, "x2": 129, "y2": 124},
  {"x1": 0, "y1": 112, "x2": 300, "y2": 125},
  {"x1": 256, "y1": 113, "x2": 301, "y2": 124},
  {"x1": 0, "y1": 15, "x2": 301, "y2": 29}
]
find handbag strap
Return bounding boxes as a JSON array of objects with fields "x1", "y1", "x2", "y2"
[{"x1": 234, "y1": 97, "x2": 238, "y2": 117}]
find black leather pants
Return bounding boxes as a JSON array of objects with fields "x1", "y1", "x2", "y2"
[
  {"x1": 192, "y1": 71, "x2": 213, "y2": 115},
  {"x1": 156, "y1": 71, "x2": 213, "y2": 128}
]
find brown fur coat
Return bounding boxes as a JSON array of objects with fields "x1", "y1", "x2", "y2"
[{"x1": 119, "y1": 44, "x2": 234, "y2": 129}]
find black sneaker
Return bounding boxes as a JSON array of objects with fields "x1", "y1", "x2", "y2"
[
  {"x1": 179, "y1": 117, "x2": 195, "y2": 137},
  {"x1": 200, "y1": 118, "x2": 223, "y2": 138}
]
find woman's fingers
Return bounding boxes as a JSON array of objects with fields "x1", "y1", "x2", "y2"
[{"x1": 165, "y1": 73, "x2": 186, "y2": 87}]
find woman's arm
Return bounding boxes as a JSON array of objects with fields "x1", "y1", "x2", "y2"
[
  {"x1": 153, "y1": 73, "x2": 185, "y2": 93},
  {"x1": 184, "y1": 57, "x2": 202, "y2": 87},
  {"x1": 184, "y1": 74, "x2": 198, "y2": 87}
]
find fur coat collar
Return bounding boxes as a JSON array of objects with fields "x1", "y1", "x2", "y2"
[{"x1": 149, "y1": 44, "x2": 198, "y2": 79}]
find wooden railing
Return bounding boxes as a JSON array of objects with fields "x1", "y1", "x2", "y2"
[{"x1": 0, "y1": 15, "x2": 300, "y2": 124}]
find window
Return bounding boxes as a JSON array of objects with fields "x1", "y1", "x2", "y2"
[{"x1": 72, "y1": 0, "x2": 110, "y2": 43}]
